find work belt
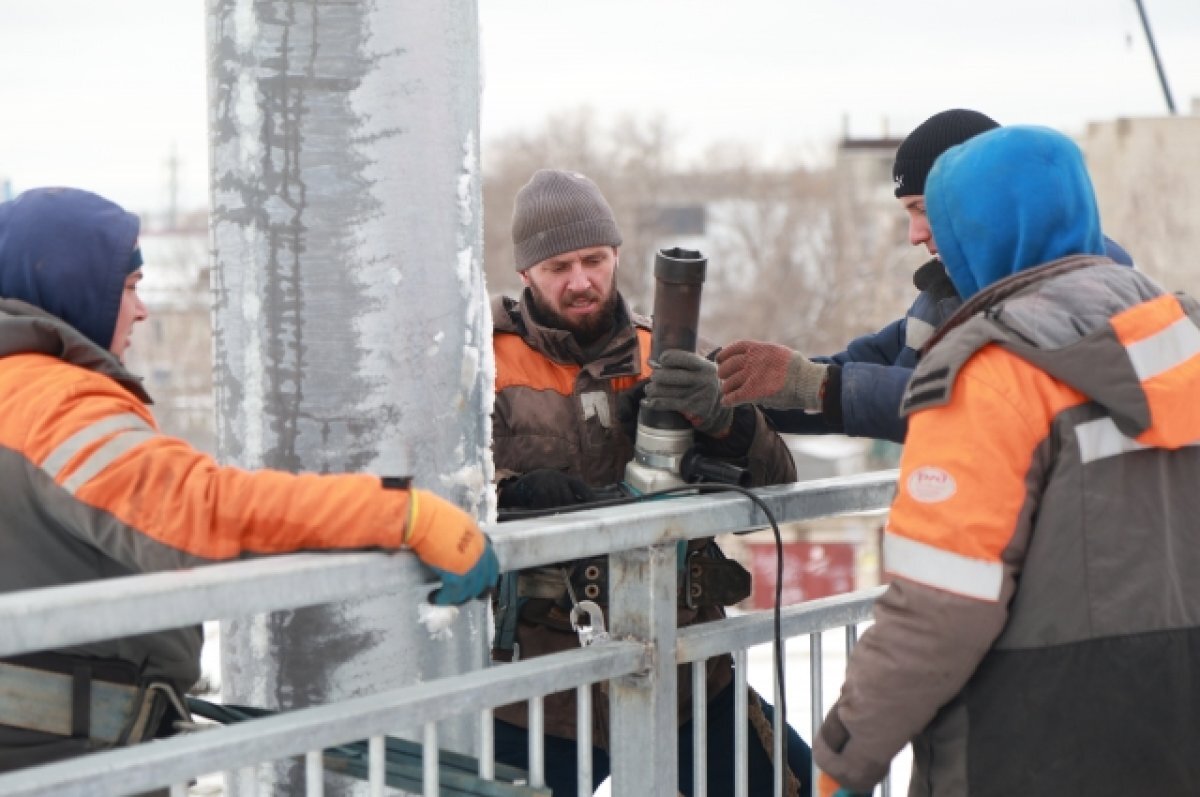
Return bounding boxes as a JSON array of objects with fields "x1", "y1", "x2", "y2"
[
  {"x1": 517, "y1": 548, "x2": 752, "y2": 611},
  {"x1": 494, "y1": 543, "x2": 752, "y2": 655},
  {"x1": 0, "y1": 653, "x2": 191, "y2": 746}
]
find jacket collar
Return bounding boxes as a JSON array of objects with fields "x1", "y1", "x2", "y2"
[
  {"x1": 919, "y1": 255, "x2": 1109, "y2": 357},
  {"x1": 495, "y1": 289, "x2": 646, "y2": 377},
  {"x1": 0, "y1": 298, "x2": 153, "y2": 403}
]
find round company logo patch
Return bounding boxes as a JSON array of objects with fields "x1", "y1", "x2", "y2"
[{"x1": 906, "y1": 466, "x2": 957, "y2": 503}]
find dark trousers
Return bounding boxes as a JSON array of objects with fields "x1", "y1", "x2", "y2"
[{"x1": 494, "y1": 682, "x2": 812, "y2": 797}]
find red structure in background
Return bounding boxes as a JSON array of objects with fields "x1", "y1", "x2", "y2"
[{"x1": 746, "y1": 540, "x2": 857, "y2": 608}]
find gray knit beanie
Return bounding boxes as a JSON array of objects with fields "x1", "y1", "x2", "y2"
[{"x1": 511, "y1": 169, "x2": 623, "y2": 271}]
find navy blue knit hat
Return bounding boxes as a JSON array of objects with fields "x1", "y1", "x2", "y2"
[{"x1": 893, "y1": 109, "x2": 1000, "y2": 198}]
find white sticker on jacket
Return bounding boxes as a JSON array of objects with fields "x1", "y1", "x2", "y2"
[
  {"x1": 906, "y1": 466, "x2": 957, "y2": 503},
  {"x1": 580, "y1": 390, "x2": 612, "y2": 429}
]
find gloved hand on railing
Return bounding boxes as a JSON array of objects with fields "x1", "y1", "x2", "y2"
[
  {"x1": 404, "y1": 489, "x2": 499, "y2": 605},
  {"x1": 716, "y1": 340, "x2": 829, "y2": 411},
  {"x1": 643, "y1": 349, "x2": 734, "y2": 436},
  {"x1": 497, "y1": 468, "x2": 595, "y2": 510}
]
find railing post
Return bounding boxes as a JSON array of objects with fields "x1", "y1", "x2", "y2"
[{"x1": 608, "y1": 543, "x2": 679, "y2": 795}]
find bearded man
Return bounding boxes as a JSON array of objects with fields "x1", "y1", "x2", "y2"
[{"x1": 489, "y1": 169, "x2": 811, "y2": 797}]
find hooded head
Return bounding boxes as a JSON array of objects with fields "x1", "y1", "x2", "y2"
[
  {"x1": 926, "y1": 126, "x2": 1105, "y2": 299},
  {"x1": 0, "y1": 187, "x2": 141, "y2": 351}
]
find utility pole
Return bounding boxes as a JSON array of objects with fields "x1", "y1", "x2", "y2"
[
  {"x1": 1133, "y1": 0, "x2": 1177, "y2": 114},
  {"x1": 207, "y1": 2, "x2": 489, "y2": 793}
]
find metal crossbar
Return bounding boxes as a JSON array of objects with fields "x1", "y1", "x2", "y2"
[{"x1": 0, "y1": 470, "x2": 897, "y2": 796}]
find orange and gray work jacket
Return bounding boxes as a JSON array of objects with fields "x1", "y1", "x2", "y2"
[
  {"x1": 490, "y1": 291, "x2": 796, "y2": 747},
  {"x1": 0, "y1": 301, "x2": 416, "y2": 753},
  {"x1": 814, "y1": 258, "x2": 1200, "y2": 796}
]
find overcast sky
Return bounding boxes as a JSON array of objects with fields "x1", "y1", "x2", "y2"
[{"x1": 1, "y1": 0, "x2": 1197, "y2": 215}]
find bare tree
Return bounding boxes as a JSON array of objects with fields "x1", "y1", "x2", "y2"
[
  {"x1": 482, "y1": 108, "x2": 679, "y2": 311},
  {"x1": 482, "y1": 113, "x2": 920, "y2": 358}
]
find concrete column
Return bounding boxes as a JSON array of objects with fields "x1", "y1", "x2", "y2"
[{"x1": 207, "y1": 1, "x2": 489, "y2": 792}]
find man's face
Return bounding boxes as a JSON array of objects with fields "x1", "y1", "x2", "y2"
[
  {"x1": 901, "y1": 195, "x2": 937, "y2": 255},
  {"x1": 521, "y1": 245, "x2": 619, "y2": 344},
  {"x1": 110, "y1": 268, "x2": 148, "y2": 362}
]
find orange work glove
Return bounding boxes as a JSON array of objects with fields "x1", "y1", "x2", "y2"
[{"x1": 404, "y1": 489, "x2": 498, "y2": 605}]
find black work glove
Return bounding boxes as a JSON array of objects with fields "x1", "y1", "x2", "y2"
[
  {"x1": 691, "y1": 403, "x2": 757, "y2": 459},
  {"x1": 497, "y1": 468, "x2": 595, "y2": 510},
  {"x1": 616, "y1": 380, "x2": 648, "y2": 441}
]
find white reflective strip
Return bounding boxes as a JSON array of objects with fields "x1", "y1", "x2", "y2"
[
  {"x1": 41, "y1": 413, "x2": 152, "y2": 480},
  {"x1": 1076, "y1": 417, "x2": 1146, "y2": 463},
  {"x1": 1076, "y1": 416, "x2": 1200, "y2": 464},
  {"x1": 906, "y1": 316, "x2": 936, "y2": 351},
  {"x1": 883, "y1": 530, "x2": 1003, "y2": 601},
  {"x1": 61, "y1": 430, "x2": 156, "y2": 495},
  {"x1": 1125, "y1": 315, "x2": 1200, "y2": 381}
]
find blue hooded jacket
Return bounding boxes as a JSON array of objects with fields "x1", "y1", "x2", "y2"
[
  {"x1": 0, "y1": 187, "x2": 141, "y2": 352},
  {"x1": 926, "y1": 126, "x2": 1105, "y2": 298}
]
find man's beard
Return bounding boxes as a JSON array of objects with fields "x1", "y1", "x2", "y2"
[{"x1": 527, "y1": 281, "x2": 621, "y2": 347}]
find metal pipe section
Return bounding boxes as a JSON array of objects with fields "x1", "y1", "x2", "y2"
[
  {"x1": 305, "y1": 750, "x2": 324, "y2": 797},
  {"x1": 0, "y1": 643, "x2": 647, "y2": 797},
  {"x1": 810, "y1": 632, "x2": 824, "y2": 797},
  {"x1": 478, "y1": 711, "x2": 494, "y2": 781},
  {"x1": 529, "y1": 696, "x2": 545, "y2": 789},
  {"x1": 368, "y1": 736, "x2": 385, "y2": 797},
  {"x1": 734, "y1": 648, "x2": 749, "y2": 797},
  {"x1": 423, "y1": 724, "x2": 439, "y2": 796},
  {"x1": 609, "y1": 543, "x2": 679, "y2": 796},
  {"x1": 207, "y1": 1, "x2": 488, "y2": 792},
  {"x1": 693, "y1": 660, "x2": 707, "y2": 797},
  {"x1": 625, "y1": 248, "x2": 709, "y2": 492},
  {"x1": 0, "y1": 482, "x2": 893, "y2": 659},
  {"x1": 676, "y1": 588, "x2": 885, "y2": 664},
  {"x1": 648, "y1": 247, "x2": 708, "y2": 364},
  {"x1": 577, "y1": 685, "x2": 593, "y2": 797}
]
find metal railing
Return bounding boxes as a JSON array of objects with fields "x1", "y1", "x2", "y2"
[{"x1": 0, "y1": 470, "x2": 897, "y2": 796}]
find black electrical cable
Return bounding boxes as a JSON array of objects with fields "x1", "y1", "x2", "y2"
[{"x1": 497, "y1": 482, "x2": 789, "y2": 749}]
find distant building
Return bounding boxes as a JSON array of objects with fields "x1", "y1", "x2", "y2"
[{"x1": 1081, "y1": 104, "x2": 1200, "y2": 296}]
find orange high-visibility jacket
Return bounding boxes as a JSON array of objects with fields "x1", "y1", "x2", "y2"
[
  {"x1": 0, "y1": 300, "x2": 414, "y2": 691},
  {"x1": 815, "y1": 259, "x2": 1200, "y2": 795}
]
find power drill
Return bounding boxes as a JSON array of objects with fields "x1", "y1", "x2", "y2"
[{"x1": 622, "y1": 247, "x2": 749, "y2": 495}]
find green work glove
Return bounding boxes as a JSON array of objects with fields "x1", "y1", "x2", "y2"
[
  {"x1": 643, "y1": 349, "x2": 733, "y2": 436},
  {"x1": 716, "y1": 339, "x2": 829, "y2": 411}
]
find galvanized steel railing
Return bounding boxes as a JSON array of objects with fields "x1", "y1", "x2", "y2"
[{"x1": 0, "y1": 470, "x2": 897, "y2": 796}]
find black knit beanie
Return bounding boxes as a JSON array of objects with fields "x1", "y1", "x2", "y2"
[
  {"x1": 892, "y1": 109, "x2": 1000, "y2": 198},
  {"x1": 511, "y1": 169, "x2": 623, "y2": 271}
]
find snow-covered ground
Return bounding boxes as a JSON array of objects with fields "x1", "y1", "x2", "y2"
[{"x1": 189, "y1": 622, "x2": 910, "y2": 795}]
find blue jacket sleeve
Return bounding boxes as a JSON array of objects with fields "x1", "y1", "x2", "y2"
[
  {"x1": 763, "y1": 359, "x2": 912, "y2": 443},
  {"x1": 837, "y1": 362, "x2": 912, "y2": 444},
  {"x1": 826, "y1": 318, "x2": 908, "y2": 368}
]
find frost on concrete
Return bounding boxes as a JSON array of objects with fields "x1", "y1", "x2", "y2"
[{"x1": 210, "y1": 0, "x2": 491, "y2": 776}]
